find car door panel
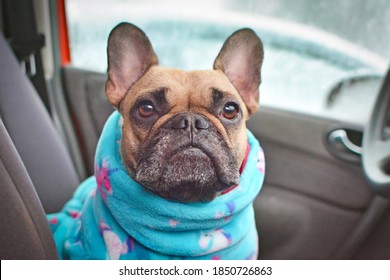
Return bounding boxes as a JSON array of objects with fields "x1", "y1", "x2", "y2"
[
  {"x1": 255, "y1": 186, "x2": 362, "y2": 259},
  {"x1": 248, "y1": 107, "x2": 373, "y2": 209},
  {"x1": 248, "y1": 107, "x2": 379, "y2": 259}
]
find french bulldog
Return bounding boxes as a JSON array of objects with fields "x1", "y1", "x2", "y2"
[
  {"x1": 48, "y1": 22, "x2": 265, "y2": 260},
  {"x1": 105, "y1": 22, "x2": 264, "y2": 203}
]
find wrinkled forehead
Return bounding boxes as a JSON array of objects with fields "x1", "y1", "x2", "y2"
[{"x1": 125, "y1": 66, "x2": 244, "y2": 110}]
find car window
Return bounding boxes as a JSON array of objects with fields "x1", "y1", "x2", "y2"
[{"x1": 66, "y1": 0, "x2": 390, "y2": 124}]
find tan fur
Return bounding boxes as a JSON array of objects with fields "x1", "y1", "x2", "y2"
[{"x1": 119, "y1": 66, "x2": 249, "y2": 174}]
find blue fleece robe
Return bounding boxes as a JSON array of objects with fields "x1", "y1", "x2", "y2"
[{"x1": 48, "y1": 111, "x2": 265, "y2": 260}]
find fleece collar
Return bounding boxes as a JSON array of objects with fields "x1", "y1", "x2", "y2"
[{"x1": 48, "y1": 111, "x2": 265, "y2": 260}]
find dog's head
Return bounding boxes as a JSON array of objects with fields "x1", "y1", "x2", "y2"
[{"x1": 105, "y1": 23, "x2": 263, "y2": 202}]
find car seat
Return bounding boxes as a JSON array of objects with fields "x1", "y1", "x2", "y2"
[{"x1": 0, "y1": 32, "x2": 79, "y2": 259}]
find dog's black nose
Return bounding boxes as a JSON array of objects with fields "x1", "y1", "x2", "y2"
[{"x1": 167, "y1": 113, "x2": 210, "y2": 131}]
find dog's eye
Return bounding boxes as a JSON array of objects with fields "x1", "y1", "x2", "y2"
[
  {"x1": 137, "y1": 101, "x2": 156, "y2": 118},
  {"x1": 222, "y1": 102, "x2": 239, "y2": 120}
]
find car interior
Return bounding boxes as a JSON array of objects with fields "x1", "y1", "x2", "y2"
[{"x1": 1, "y1": 0, "x2": 390, "y2": 260}]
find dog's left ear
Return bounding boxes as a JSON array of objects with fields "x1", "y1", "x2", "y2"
[
  {"x1": 106, "y1": 22, "x2": 159, "y2": 108},
  {"x1": 214, "y1": 28, "x2": 263, "y2": 116}
]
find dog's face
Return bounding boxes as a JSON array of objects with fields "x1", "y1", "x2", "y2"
[{"x1": 105, "y1": 23, "x2": 263, "y2": 202}]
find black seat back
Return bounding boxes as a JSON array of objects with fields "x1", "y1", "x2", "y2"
[
  {"x1": 0, "y1": 119, "x2": 59, "y2": 259},
  {"x1": 0, "y1": 33, "x2": 79, "y2": 214},
  {"x1": 0, "y1": 31, "x2": 80, "y2": 259}
]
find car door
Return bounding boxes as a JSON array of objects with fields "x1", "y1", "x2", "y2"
[{"x1": 250, "y1": 105, "x2": 390, "y2": 259}]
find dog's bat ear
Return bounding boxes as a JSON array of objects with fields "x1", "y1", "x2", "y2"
[
  {"x1": 106, "y1": 22, "x2": 159, "y2": 108},
  {"x1": 214, "y1": 28, "x2": 263, "y2": 116}
]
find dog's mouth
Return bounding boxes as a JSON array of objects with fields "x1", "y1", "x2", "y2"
[
  {"x1": 134, "y1": 134, "x2": 240, "y2": 203},
  {"x1": 156, "y1": 146, "x2": 222, "y2": 202}
]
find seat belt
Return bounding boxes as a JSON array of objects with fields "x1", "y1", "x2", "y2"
[{"x1": 2, "y1": 0, "x2": 52, "y2": 115}]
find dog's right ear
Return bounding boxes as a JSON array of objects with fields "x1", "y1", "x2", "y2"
[{"x1": 106, "y1": 22, "x2": 159, "y2": 108}]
